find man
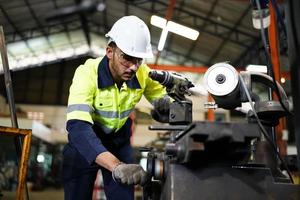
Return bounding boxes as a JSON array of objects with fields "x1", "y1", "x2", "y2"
[{"x1": 63, "y1": 15, "x2": 169, "y2": 200}]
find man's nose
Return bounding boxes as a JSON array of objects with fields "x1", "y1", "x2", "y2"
[{"x1": 128, "y1": 64, "x2": 138, "y2": 71}]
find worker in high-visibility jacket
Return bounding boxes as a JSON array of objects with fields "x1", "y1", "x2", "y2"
[{"x1": 62, "y1": 15, "x2": 170, "y2": 200}]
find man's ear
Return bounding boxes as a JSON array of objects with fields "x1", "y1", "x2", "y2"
[{"x1": 106, "y1": 46, "x2": 113, "y2": 59}]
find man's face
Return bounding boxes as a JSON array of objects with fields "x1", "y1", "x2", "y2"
[{"x1": 107, "y1": 46, "x2": 143, "y2": 83}]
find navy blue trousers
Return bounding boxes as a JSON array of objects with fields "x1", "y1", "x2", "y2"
[{"x1": 62, "y1": 143, "x2": 134, "y2": 200}]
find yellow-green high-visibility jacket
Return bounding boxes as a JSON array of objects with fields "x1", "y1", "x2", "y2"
[{"x1": 67, "y1": 56, "x2": 166, "y2": 134}]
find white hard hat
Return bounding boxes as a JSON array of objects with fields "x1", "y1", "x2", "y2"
[{"x1": 105, "y1": 16, "x2": 153, "y2": 59}]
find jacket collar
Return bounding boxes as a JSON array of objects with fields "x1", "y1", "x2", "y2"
[{"x1": 97, "y1": 56, "x2": 141, "y2": 89}]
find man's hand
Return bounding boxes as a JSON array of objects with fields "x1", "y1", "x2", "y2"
[
  {"x1": 151, "y1": 97, "x2": 171, "y2": 123},
  {"x1": 112, "y1": 163, "x2": 148, "y2": 186}
]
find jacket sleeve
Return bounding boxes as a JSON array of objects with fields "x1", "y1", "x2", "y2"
[
  {"x1": 67, "y1": 59, "x2": 97, "y2": 124},
  {"x1": 67, "y1": 119, "x2": 107, "y2": 165}
]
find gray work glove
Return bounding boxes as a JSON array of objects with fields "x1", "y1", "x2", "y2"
[
  {"x1": 112, "y1": 163, "x2": 148, "y2": 186},
  {"x1": 151, "y1": 97, "x2": 171, "y2": 123}
]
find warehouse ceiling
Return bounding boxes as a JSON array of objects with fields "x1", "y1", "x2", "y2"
[{"x1": 0, "y1": 0, "x2": 290, "y2": 105}]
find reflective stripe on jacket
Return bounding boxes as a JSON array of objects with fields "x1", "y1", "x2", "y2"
[{"x1": 67, "y1": 56, "x2": 166, "y2": 134}]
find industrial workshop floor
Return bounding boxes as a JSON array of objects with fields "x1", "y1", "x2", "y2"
[
  {"x1": 1, "y1": 189, "x2": 64, "y2": 200},
  {"x1": 1, "y1": 188, "x2": 143, "y2": 200}
]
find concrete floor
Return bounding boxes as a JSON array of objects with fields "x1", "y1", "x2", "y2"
[
  {"x1": 1, "y1": 188, "x2": 142, "y2": 200},
  {"x1": 1, "y1": 189, "x2": 64, "y2": 200},
  {"x1": 1, "y1": 185, "x2": 143, "y2": 200}
]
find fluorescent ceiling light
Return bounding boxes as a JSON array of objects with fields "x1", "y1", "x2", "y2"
[
  {"x1": 158, "y1": 27, "x2": 168, "y2": 51},
  {"x1": 150, "y1": 15, "x2": 167, "y2": 29},
  {"x1": 246, "y1": 64, "x2": 267, "y2": 73},
  {"x1": 150, "y1": 15, "x2": 199, "y2": 43},
  {"x1": 167, "y1": 21, "x2": 199, "y2": 40}
]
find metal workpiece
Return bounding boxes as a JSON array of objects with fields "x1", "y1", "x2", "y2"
[
  {"x1": 153, "y1": 158, "x2": 165, "y2": 180},
  {"x1": 146, "y1": 151, "x2": 167, "y2": 181},
  {"x1": 204, "y1": 62, "x2": 241, "y2": 109},
  {"x1": 203, "y1": 63, "x2": 291, "y2": 113},
  {"x1": 204, "y1": 62, "x2": 240, "y2": 97}
]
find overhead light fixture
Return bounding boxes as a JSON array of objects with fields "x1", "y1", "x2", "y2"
[
  {"x1": 246, "y1": 64, "x2": 268, "y2": 73},
  {"x1": 150, "y1": 15, "x2": 167, "y2": 29},
  {"x1": 150, "y1": 15, "x2": 199, "y2": 51},
  {"x1": 167, "y1": 21, "x2": 199, "y2": 40},
  {"x1": 158, "y1": 27, "x2": 168, "y2": 51}
]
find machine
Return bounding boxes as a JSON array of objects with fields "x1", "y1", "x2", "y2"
[{"x1": 143, "y1": 64, "x2": 300, "y2": 200}]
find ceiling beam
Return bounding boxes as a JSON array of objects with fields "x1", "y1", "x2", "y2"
[
  {"x1": 52, "y1": 0, "x2": 74, "y2": 49},
  {"x1": 5, "y1": 21, "x2": 82, "y2": 44},
  {"x1": 165, "y1": 0, "x2": 186, "y2": 62},
  {"x1": 154, "y1": 0, "x2": 177, "y2": 64},
  {"x1": 207, "y1": 5, "x2": 252, "y2": 64},
  {"x1": 24, "y1": 0, "x2": 56, "y2": 52},
  {"x1": 155, "y1": 0, "x2": 256, "y2": 39},
  {"x1": 233, "y1": 38, "x2": 262, "y2": 67},
  {"x1": 127, "y1": 0, "x2": 255, "y2": 48},
  {"x1": 74, "y1": 0, "x2": 91, "y2": 46},
  {"x1": 180, "y1": 0, "x2": 219, "y2": 65},
  {"x1": 0, "y1": 5, "x2": 37, "y2": 57}
]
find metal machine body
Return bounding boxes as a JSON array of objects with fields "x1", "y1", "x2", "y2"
[
  {"x1": 144, "y1": 122, "x2": 300, "y2": 199},
  {"x1": 160, "y1": 164, "x2": 299, "y2": 200},
  {"x1": 143, "y1": 1, "x2": 300, "y2": 196},
  {"x1": 145, "y1": 63, "x2": 300, "y2": 199}
]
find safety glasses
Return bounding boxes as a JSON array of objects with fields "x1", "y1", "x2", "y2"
[{"x1": 115, "y1": 48, "x2": 143, "y2": 66}]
